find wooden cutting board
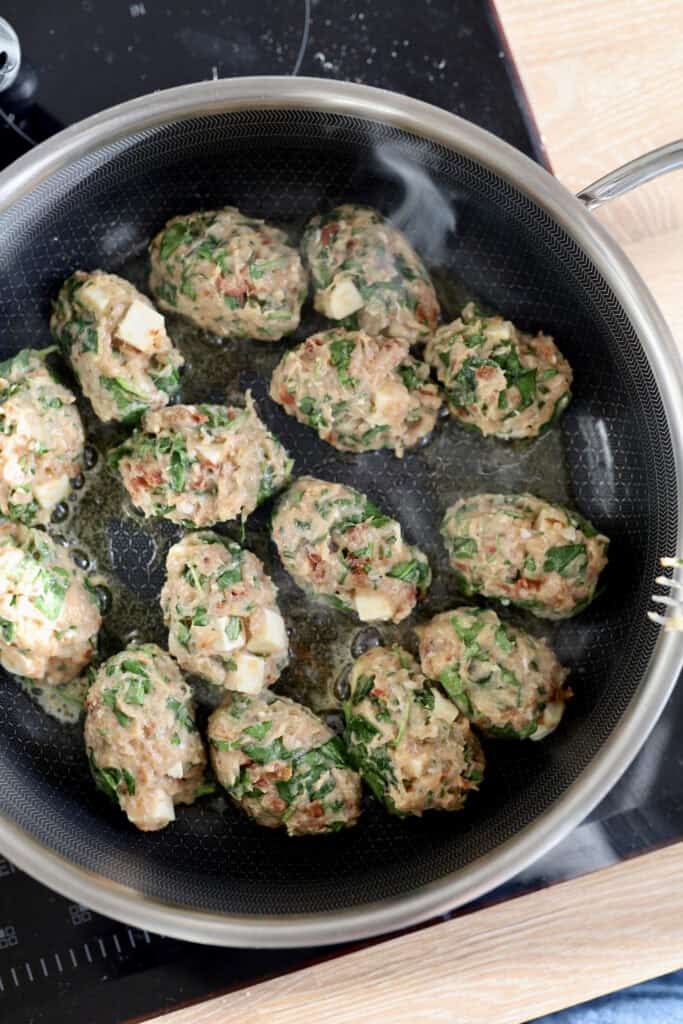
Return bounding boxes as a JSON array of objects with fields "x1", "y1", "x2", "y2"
[
  {"x1": 146, "y1": 844, "x2": 683, "y2": 1024},
  {"x1": 495, "y1": 0, "x2": 683, "y2": 346}
]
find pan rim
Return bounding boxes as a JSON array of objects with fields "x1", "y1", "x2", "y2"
[{"x1": 0, "y1": 76, "x2": 681, "y2": 948}]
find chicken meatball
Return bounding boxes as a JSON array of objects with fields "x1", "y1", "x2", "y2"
[
  {"x1": 424, "y1": 302, "x2": 572, "y2": 439},
  {"x1": 417, "y1": 607, "x2": 570, "y2": 740},
  {"x1": 344, "y1": 646, "x2": 484, "y2": 816},
  {"x1": 161, "y1": 532, "x2": 289, "y2": 694},
  {"x1": 208, "y1": 693, "x2": 362, "y2": 836},
  {"x1": 148, "y1": 207, "x2": 307, "y2": 340},
  {"x1": 272, "y1": 476, "x2": 431, "y2": 623},
  {"x1": 50, "y1": 270, "x2": 183, "y2": 423},
  {"x1": 109, "y1": 394, "x2": 292, "y2": 528},
  {"x1": 441, "y1": 492, "x2": 609, "y2": 619},
  {"x1": 0, "y1": 522, "x2": 101, "y2": 684},
  {"x1": 270, "y1": 327, "x2": 442, "y2": 455},
  {"x1": 84, "y1": 643, "x2": 206, "y2": 831},
  {"x1": 0, "y1": 348, "x2": 85, "y2": 525},
  {"x1": 301, "y1": 204, "x2": 440, "y2": 341}
]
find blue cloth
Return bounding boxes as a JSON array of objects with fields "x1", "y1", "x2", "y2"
[{"x1": 533, "y1": 970, "x2": 683, "y2": 1023}]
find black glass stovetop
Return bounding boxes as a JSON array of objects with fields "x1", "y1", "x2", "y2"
[{"x1": 0, "y1": 3, "x2": 681, "y2": 1022}]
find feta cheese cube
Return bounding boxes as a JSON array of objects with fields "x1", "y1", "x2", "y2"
[
  {"x1": 33, "y1": 474, "x2": 71, "y2": 510},
  {"x1": 374, "y1": 379, "x2": 410, "y2": 418},
  {"x1": 535, "y1": 507, "x2": 564, "y2": 533},
  {"x1": 323, "y1": 278, "x2": 364, "y2": 320},
  {"x1": 353, "y1": 588, "x2": 394, "y2": 622},
  {"x1": 139, "y1": 789, "x2": 175, "y2": 830},
  {"x1": 193, "y1": 618, "x2": 244, "y2": 655},
  {"x1": 194, "y1": 441, "x2": 226, "y2": 465},
  {"x1": 227, "y1": 651, "x2": 266, "y2": 694},
  {"x1": 80, "y1": 282, "x2": 112, "y2": 315},
  {"x1": 116, "y1": 299, "x2": 166, "y2": 353},
  {"x1": 485, "y1": 321, "x2": 512, "y2": 343},
  {"x1": 246, "y1": 607, "x2": 287, "y2": 655}
]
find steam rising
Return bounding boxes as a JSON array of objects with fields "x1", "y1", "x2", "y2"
[{"x1": 373, "y1": 143, "x2": 456, "y2": 263}]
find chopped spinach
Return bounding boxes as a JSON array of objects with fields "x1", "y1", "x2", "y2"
[
  {"x1": 360, "y1": 424, "x2": 389, "y2": 445},
  {"x1": 243, "y1": 720, "x2": 272, "y2": 741},
  {"x1": 329, "y1": 336, "x2": 356, "y2": 389},
  {"x1": 159, "y1": 222, "x2": 193, "y2": 261},
  {"x1": 386, "y1": 558, "x2": 429, "y2": 586},
  {"x1": 494, "y1": 625, "x2": 516, "y2": 652},
  {"x1": 351, "y1": 673, "x2": 375, "y2": 704},
  {"x1": 88, "y1": 750, "x2": 135, "y2": 803},
  {"x1": 451, "y1": 614, "x2": 484, "y2": 646},
  {"x1": 344, "y1": 713, "x2": 380, "y2": 744},
  {"x1": 448, "y1": 535, "x2": 478, "y2": 559},
  {"x1": 413, "y1": 687, "x2": 435, "y2": 712},
  {"x1": 166, "y1": 695, "x2": 196, "y2": 733},
  {"x1": 398, "y1": 362, "x2": 420, "y2": 390},
  {"x1": 224, "y1": 616, "x2": 243, "y2": 642},
  {"x1": 298, "y1": 396, "x2": 327, "y2": 430},
  {"x1": 439, "y1": 665, "x2": 474, "y2": 717},
  {"x1": 543, "y1": 543, "x2": 588, "y2": 577},
  {"x1": 35, "y1": 567, "x2": 69, "y2": 621},
  {"x1": 102, "y1": 687, "x2": 132, "y2": 728},
  {"x1": 0, "y1": 617, "x2": 15, "y2": 643}
]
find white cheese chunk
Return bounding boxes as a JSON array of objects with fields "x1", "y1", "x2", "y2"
[
  {"x1": 80, "y1": 282, "x2": 111, "y2": 315},
  {"x1": 226, "y1": 651, "x2": 266, "y2": 694},
  {"x1": 354, "y1": 588, "x2": 394, "y2": 622},
  {"x1": 138, "y1": 789, "x2": 175, "y2": 830},
  {"x1": 374, "y1": 379, "x2": 410, "y2": 418},
  {"x1": 33, "y1": 474, "x2": 71, "y2": 510},
  {"x1": 193, "y1": 618, "x2": 244, "y2": 655},
  {"x1": 535, "y1": 507, "x2": 565, "y2": 534},
  {"x1": 323, "y1": 278, "x2": 364, "y2": 320},
  {"x1": 485, "y1": 321, "x2": 513, "y2": 343},
  {"x1": 116, "y1": 299, "x2": 166, "y2": 353},
  {"x1": 194, "y1": 441, "x2": 226, "y2": 465},
  {"x1": 0, "y1": 545, "x2": 25, "y2": 578},
  {"x1": 246, "y1": 607, "x2": 287, "y2": 655},
  {"x1": 215, "y1": 617, "x2": 245, "y2": 653}
]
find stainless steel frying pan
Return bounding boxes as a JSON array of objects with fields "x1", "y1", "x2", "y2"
[{"x1": 0, "y1": 75, "x2": 682, "y2": 947}]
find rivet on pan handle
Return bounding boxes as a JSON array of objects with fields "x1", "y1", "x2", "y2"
[
  {"x1": 0, "y1": 19, "x2": 21, "y2": 93},
  {"x1": 577, "y1": 141, "x2": 683, "y2": 210}
]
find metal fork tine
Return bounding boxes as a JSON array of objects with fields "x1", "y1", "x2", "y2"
[
  {"x1": 648, "y1": 608, "x2": 683, "y2": 630},
  {"x1": 652, "y1": 594, "x2": 679, "y2": 608},
  {"x1": 654, "y1": 575, "x2": 683, "y2": 589},
  {"x1": 650, "y1": 558, "x2": 683, "y2": 630}
]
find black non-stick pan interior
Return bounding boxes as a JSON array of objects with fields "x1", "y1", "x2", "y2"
[{"x1": 0, "y1": 109, "x2": 675, "y2": 915}]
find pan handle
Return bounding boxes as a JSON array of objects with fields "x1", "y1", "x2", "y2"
[
  {"x1": 0, "y1": 18, "x2": 21, "y2": 93},
  {"x1": 577, "y1": 141, "x2": 683, "y2": 210}
]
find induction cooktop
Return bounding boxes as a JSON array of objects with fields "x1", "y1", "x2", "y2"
[{"x1": 0, "y1": 3, "x2": 681, "y2": 1022}]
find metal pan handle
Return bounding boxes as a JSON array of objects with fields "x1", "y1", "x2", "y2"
[
  {"x1": 577, "y1": 141, "x2": 683, "y2": 210},
  {"x1": 0, "y1": 18, "x2": 21, "y2": 93}
]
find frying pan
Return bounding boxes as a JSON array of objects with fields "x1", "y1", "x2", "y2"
[{"x1": 0, "y1": 77, "x2": 683, "y2": 948}]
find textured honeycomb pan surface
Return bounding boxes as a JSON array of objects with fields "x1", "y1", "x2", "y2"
[{"x1": 0, "y1": 111, "x2": 674, "y2": 914}]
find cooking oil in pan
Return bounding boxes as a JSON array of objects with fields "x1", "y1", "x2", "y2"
[{"x1": 15, "y1": 251, "x2": 571, "y2": 722}]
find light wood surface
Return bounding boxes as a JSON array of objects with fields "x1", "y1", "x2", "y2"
[
  {"x1": 143, "y1": 5, "x2": 683, "y2": 1022},
  {"x1": 495, "y1": 0, "x2": 683, "y2": 344},
  {"x1": 146, "y1": 843, "x2": 683, "y2": 1024}
]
